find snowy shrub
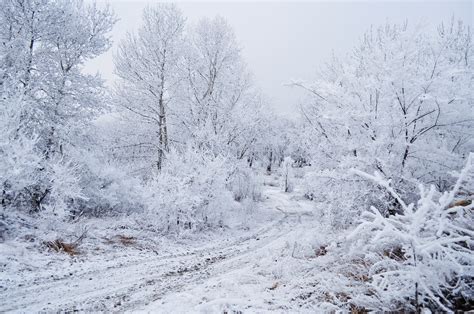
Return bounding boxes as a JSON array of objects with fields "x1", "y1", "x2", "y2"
[
  {"x1": 1, "y1": 103, "x2": 142, "y2": 223},
  {"x1": 0, "y1": 97, "x2": 40, "y2": 212},
  {"x1": 228, "y1": 163, "x2": 262, "y2": 202},
  {"x1": 347, "y1": 154, "x2": 474, "y2": 311},
  {"x1": 139, "y1": 146, "x2": 264, "y2": 233},
  {"x1": 70, "y1": 155, "x2": 145, "y2": 219},
  {"x1": 40, "y1": 158, "x2": 84, "y2": 218},
  {"x1": 0, "y1": 101, "x2": 81, "y2": 218},
  {"x1": 302, "y1": 168, "x2": 379, "y2": 229},
  {"x1": 142, "y1": 147, "x2": 238, "y2": 233},
  {"x1": 0, "y1": 134, "x2": 40, "y2": 212}
]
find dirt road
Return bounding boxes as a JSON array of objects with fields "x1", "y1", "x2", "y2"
[{"x1": 1, "y1": 186, "x2": 315, "y2": 312}]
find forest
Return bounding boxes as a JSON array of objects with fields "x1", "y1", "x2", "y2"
[{"x1": 0, "y1": 0, "x2": 473, "y2": 312}]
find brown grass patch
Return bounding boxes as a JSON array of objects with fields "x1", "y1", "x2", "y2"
[
  {"x1": 347, "y1": 271, "x2": 370, "y2": 283},
  {"x1": 449, "y1": 199, "x2": 472, "y2": 208},
  {"x1": 44, "y1": 239, "x2": 79, "y2": 255},
  {"x1": 102, "y1": 235, "x2": 138, "y2": 247},
  {"x1": 349, "y1": 303, "x2": 369, "y2": 314},
  {"x1": 116, "y1": 235, "x2": 136, "y2": 246},
  {"x1": 321, "y1": 291, "x2": 351, "y2": 303},
  {"x1": 344, "y1": 258, "x2": 371, "y2": 282}
]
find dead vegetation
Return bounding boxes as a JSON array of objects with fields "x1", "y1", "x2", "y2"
[
  {"x1": 43, "y1": 228, "x2": 88, "y2": 256},
  {"x1": 448, "y1": 199, "x2": 472, "y2": 208},
  {"x1": 116, "y1": 235, "x2": 136, "y2": 246},
  {"x1": 349, "y1": 304, "x2": 369, "y2": 314},
  {"x1": 102, "y1": 234, "x2": 137, "y2": 247},
  {"x1": 43, "y1": 231, "x2": 140, "y2": 257},
  {"x1": 44, "y1": 239, "x2": 79, "y2": 255}
]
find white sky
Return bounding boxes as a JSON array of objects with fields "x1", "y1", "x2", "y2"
[{"x1": 84, "y1": 0, "x2": 473, "y2": 117}]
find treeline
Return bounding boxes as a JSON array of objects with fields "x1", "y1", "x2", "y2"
[{"x1": 0, "y1": 1, "x2": 295, "y2": 236}]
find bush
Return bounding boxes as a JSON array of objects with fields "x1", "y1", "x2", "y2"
[
  {"x1": 228, "y1": 163, "x2": 262, "y2": 202},
  {"x1": 69, "y1": 155, "x2": 145, "y2": 219},
  {"x1": 142, "y1": 147, "x2": 249, "y2": 233},
  {"x1": 347, "y1": 154, "x2": 474, "y2": 311},
  {"x1": 302, "y1": 168, "x2": 378, "y2": 229},
  {"x1": 0, "y1": 125, "x2": 82, "y2": 219}
]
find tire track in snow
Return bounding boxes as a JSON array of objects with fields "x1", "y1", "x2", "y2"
[{"x1": 0, "y1": 187, "x2": 312, "y2": 312}]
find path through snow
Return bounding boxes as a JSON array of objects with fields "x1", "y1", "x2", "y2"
[{"x1": 1, "y1": 185, "x2": 318, "y2": 312}]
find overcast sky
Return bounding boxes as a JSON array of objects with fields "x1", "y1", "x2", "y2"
[{"x1": 84, "y1": 0, "x2": 473, "y2": 117}]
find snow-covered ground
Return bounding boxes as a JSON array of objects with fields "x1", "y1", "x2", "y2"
[{"x1": 1, "y1": 183, "x2": 326, "y2": 313}]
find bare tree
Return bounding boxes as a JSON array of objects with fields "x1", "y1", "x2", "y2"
[{"x1": 114, "y1": 4, "x2": 185, "y2": 170}]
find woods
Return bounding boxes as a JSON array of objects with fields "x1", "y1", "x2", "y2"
[{"x1": 1, "y1": 1, "x2": 472, "y2": 312}]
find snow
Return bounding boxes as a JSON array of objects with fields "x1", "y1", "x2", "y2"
[
  {"x1": 0, "y1": 184, "x2": 321, "y2": 312},
  {"x1": 142, "y1": 187, "x2": 317, "y2": 313}
]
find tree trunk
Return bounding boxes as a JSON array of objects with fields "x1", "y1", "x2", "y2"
[
  {"x1": 266, "y1": 150, "x2": 273, "y2": 173},
  {"x1": 156, "y1": 57, "x2": 169, "y2": 171},
  {"x1": 157, "y1": 87, "x2": 168, "y2": 170},
  {"x1": 402, "y1": 145, "x2": 409, "y2": 169}
]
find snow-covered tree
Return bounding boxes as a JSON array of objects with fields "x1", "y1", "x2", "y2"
[
  {"x1": 178, "y1": 16, "x2": 263, "y2": 159},
  {"x1": 1, "y1": 0, "x2": 115, "y2": 157},
  {"x1": 295, "y1": 19, "x2": 473, "y2": 215},
  {"x1": 114, "y1": 4, "x2": 185, "y2": 170},
  {"x1": 0, "y1": 0, "x2": 116, "y2": 216},
  {"x1": 297, "y1": 20, "x2": 472, "y2": 179},
  {"x1": 111, "y1": 10, "x2": 265, "y2": 176}
]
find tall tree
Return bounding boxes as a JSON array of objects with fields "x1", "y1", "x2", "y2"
[
  {"x1": 114, "y1": 4, "x2": 185, "y2": 170},
  {"x1": 179, "y1": 16, "x2": 262, "y2": 159}
]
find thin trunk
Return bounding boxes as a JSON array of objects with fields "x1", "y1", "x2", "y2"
[
  {"x1": 23, "y1": 9, "x2": 36, "y2": 91},
  {"x1": 402, "y1": 145, "x2": 409, "y2": 168},
  {"x1": 413, "y1": 243, "x2": 419, "y2": 313},
  {"x1": 157, "y1": 60, "x2": 168, "y2": 170}
]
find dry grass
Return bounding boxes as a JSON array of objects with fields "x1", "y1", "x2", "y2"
[
  {"x1": 343, "y1": 258, "x2": 371, "y2": 283},
  {"x1": 449, "y1": 199, "x2": 472, "y2": 208},
  {"x1": 349, "y1": 304, "x2": 369, "y2": 314},
  {"x1": 44, "y1": 239, "x2": 79, "y2": 255},
  {"x1": 116, "y1": 235, "x2": 136, "y2": 245},
  {"x1": 102, "y1": 235, "x2": 137, "y2": 246}
]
